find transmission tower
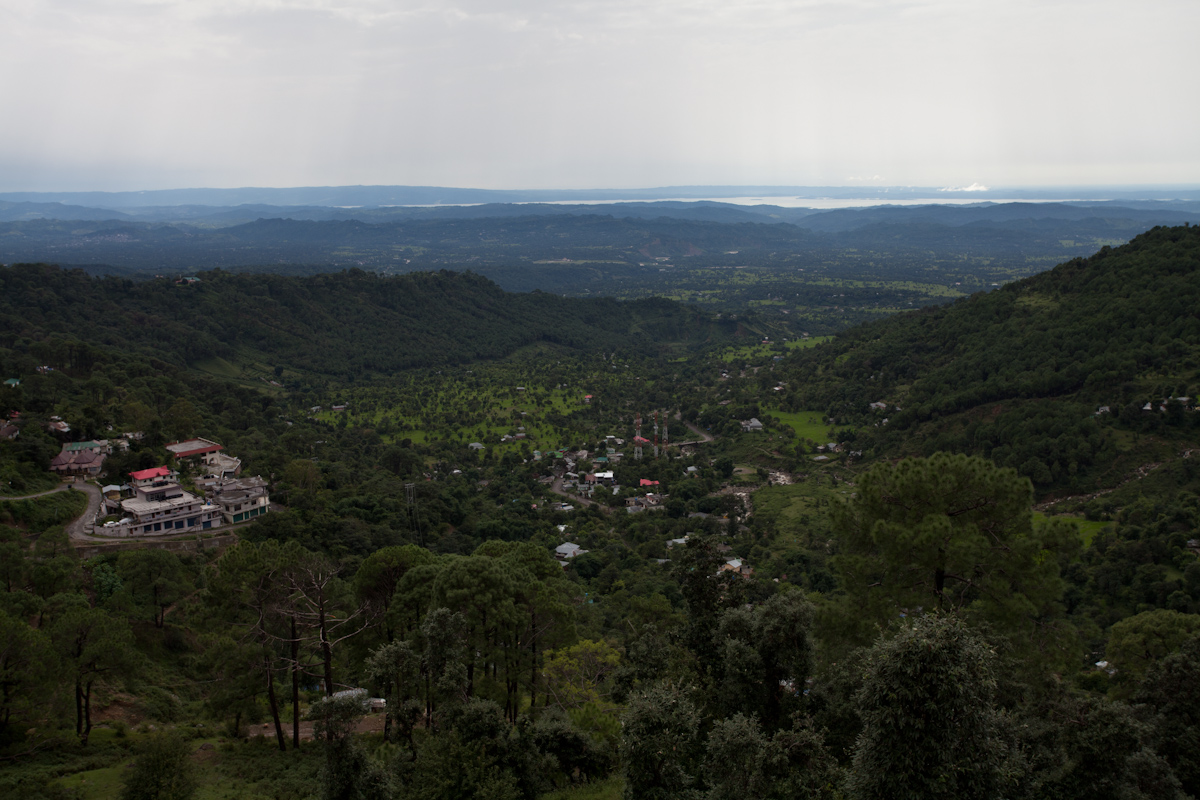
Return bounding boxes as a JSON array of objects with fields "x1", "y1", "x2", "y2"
[{"x1": 405, "y1": 482, "x2": 423, "y2": 547}]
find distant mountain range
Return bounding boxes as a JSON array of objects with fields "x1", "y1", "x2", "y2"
[{"x1": 1, "y1": 200, "x2": 1197, "y2": 272}]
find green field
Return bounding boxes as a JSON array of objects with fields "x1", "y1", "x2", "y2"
[
  {"x1": 766, "y1": 409, "x2": 831, "y2": 443},
  {"x1": 718, "y1": 336, "x2": 831, "y2": 363},
  {"x1": 1073, "y1": 518, "x2": 1114, "y2": 547},
  {"x1": 1032, "y1": 513, "x2": 1113, "y2": 548}
]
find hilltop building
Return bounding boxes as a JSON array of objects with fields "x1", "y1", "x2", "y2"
[
  {"x1": 102, "y1": 461, "x2": 270, "y2": 537},
  {"x1": 105, "y1": 466, "x2": 222, "y2": 537}
]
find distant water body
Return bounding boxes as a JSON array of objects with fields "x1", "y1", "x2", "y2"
[{"x1": 529, "y1": 196, "x2": 1092, "y2": 210}]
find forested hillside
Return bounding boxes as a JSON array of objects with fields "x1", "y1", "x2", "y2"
[
  {"x1": 778, "y1": 224, "x2": 1200, "y2": 495},
  {"x1": 0, "y1": 265, "x2": 733, "y2": 376}
]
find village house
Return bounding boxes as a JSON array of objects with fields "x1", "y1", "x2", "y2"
[
  {"x1": 131, "y1": 466, "x2": 177, "y2": 487},
  {"x1": 49, "y1": 441, "x2": 112, "y2": 477},
  {"x1": 49, "y1": 449, "x2": 106, "y2": 477},
  {"x1": 555, "y1": 542, "x2": 587, "y2": 561},
  {"x1": 66, "y1": 440, "x2": 112, "y2": 455},
  {"x1": 207, "y1": 475, "x2": 271, "y2": 525},
  {"x1": 626, "y1": 493, "x2": 666, "y2": 513},
  {"x1": 720, "y1": 558, "x2": 754, "y2": 578},
  {"x1": 741, "y1": 418, "x2": 764, "y2": 432},
  {"x1": 101, "y1": 484, "x2": 125, "y2": 511}
]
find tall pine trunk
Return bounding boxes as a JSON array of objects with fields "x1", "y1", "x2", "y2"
[
  {"x1": 81, "y1": 681, "x2": 93, "y2": 746},
  {"x1": 266, "y1": 656, "x2": 286, "y2": 752},
  {"x1": 291, "y1": 615, "x2": 301, "y2": 749},
  {"x1": 320, "y1": 603, "x2": 334, "y2": 697}
]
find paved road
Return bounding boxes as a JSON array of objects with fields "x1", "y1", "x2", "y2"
[
  {"x1": 1, "y1": 481, "x2": 113, "y2": 543},
  {"x1": 5, "y1": 480, "x2": 259, "y2": 550},
  {"x1": 65, "y1": 482, "x2": 105, "y2": 542}
]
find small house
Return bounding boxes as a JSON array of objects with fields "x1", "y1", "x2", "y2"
[{"x1": 555, "y1": 542, "x2": 587, "y2": 561}]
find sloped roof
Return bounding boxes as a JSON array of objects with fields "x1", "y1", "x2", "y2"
[{"x1": 130, "y1": 465, "x2": 172, "y2": 481}]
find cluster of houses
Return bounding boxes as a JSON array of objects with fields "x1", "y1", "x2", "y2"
[
  {"x1": 109, "y1": 438, "x2": 267, "y2": 537},
  {"x1": 48, "y1": 434, "x2": 147, "y2": 477},
  {"x1": 102, "y1": 467, "x2": 270, "y2": 538},
  {"x1": 43, "y1": 435, "x2": 272, "y2": 538}
]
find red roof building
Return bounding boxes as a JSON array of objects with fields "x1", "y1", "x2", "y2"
[
  {"x1": 165, "y1": 438, "x2": 224, "y2": 460},
  {"x1": 130, "y1": 465, "x2": 173, "y2": 482}
]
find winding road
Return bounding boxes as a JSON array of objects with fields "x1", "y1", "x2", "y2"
[
  {"x1": 669, "y1": 413, "x2": 716, "y2": 447},
  {"x1": 64, "y1": 482, "x2": 105, "y2": 541},
  {"x1": 0, "y1": 481, "x2": 110, "y2": 542}
]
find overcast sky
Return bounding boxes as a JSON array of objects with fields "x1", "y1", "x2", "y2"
[{"x1": 2, "y1": 0, "x2": 1197, "y2": 192}]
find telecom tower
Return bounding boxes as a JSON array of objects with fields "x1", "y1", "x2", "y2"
[
  {"x1": 653, "y1": 411, "x2": 660, "y2": 457},
  {"x1": 405, "y1": 482, "x2": 423, "y2": 547},
  {"x1": 634, "y1": 413, "x2": 643, "y2": 461}
]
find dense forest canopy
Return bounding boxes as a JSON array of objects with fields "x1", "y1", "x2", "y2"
[
  {"x1": 0, "y1": 266, "x2": 736, "y2": 376},
  {"x1": 777, "y1": 224, "x2": 1200, "y2": 494}
]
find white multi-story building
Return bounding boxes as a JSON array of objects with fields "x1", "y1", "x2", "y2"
[
  {"x1": 104, "y1": 466, "x2": 222, "y2": 537},
  {"x1": 207, "y1": 475, "x2": 271, "y2": 525}
]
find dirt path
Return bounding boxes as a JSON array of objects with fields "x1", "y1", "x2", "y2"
[
  {"x1": 674, "y1": 413, "x2": 715, "y2": 444},
  {"x1": 0, "y1": 484, "x2": 71, "y2": 501},
  {"x1": 1035, "y1": 460, "x2": 1164, "y2": 512}
]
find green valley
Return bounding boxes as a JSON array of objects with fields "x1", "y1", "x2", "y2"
[{"x1": 2, "y1": 225, "x2": 1200, "y2": 800}]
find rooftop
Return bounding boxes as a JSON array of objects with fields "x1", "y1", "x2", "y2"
[
  {"x1": 131, "y1": 465, "x2": 172, "y2": 481},
  {"x1": 165, "y1": 437, "x2": 224, "y2": 459}
]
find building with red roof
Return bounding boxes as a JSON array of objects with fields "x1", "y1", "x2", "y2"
[
  {"x1": 165, "y1": 438, "x2": 224, "y2": 460},
  {"x1": 130, "y1": 465, "x2": 174, "y2": 485}
]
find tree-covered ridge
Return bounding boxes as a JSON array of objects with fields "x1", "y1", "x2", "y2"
[
  {"x1": 787, "y1": 224, "x2": 1200, "y2": 414},
  {"x1": 777, "y1": 225, "x2": 1200, "y2": 490},
  {"x1": 0, "y1": 265, "x2": 733, "y2": 376}
]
